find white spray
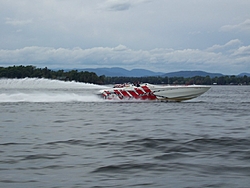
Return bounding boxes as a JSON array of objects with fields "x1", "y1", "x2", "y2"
[{"x1": 0, "y1": 78, "x2": 108, "y2": 103}]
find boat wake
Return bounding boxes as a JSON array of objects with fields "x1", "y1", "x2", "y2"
[
  {"x1": 0, "y1": 78, "x2": 107, "y2": 103},
  {"x1": 0, "y1": 78, "x2": 107, "y2": 89},
  {"x1": 0, "y1": 92, "x2": 103, "y2": 103}
]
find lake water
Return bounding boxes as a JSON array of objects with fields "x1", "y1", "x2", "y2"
[{"x1": 0, "y1": 78, "x2": 250, "y2": 188}]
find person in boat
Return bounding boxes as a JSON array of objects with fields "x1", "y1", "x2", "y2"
[{"x1": 133, "y1": 81, "x2": 140, "y2": 87}]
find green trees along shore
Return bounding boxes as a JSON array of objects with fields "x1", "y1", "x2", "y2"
[
  {"x1": 0, "y1": 65, "x2": 105, "y2": 84},
  {"x1": 0, "y1": 65, "x2": 249, "y2": 85}
]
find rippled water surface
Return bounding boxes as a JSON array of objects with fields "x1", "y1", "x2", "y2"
[{"x1": 1, "y1": 79, "x2": 250, "y2": 188}]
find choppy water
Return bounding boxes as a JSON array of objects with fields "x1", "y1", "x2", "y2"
[{"x1": 0, "y1": 78, "x2": 250, "y2": 188}]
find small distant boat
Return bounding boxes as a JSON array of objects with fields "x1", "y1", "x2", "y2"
[{"x1": 98, "y1": 83, "x2": 211, "y2": 102}]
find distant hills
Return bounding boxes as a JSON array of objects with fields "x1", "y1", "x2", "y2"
[
  {"x1": 162, "y1": 71, "x2": 223, "y2": 78},
  {"x1": 76, "y1": 67, "x2": 248, "y2": 78},
  {"x1": 238, "y1": 73, "x2": 250, "y2": 77},
  {"x1": 78, "y1": 67, "x2": 164, "y2": 77}
]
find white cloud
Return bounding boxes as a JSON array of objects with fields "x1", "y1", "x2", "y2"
[
  {"x1": 5, "y1": 18, "x2": 33, "y2": 26},
  {"x1": 113, "y1": 45, "x2": 128, "y2": 51},
  {"x1": 0, "y1": 1, "x2": 250, "y2": 74},
  {"x1": 231, "y1": 46, "x2": 250, "y2": 57},
  {"x1": 0, "y1": 40, "x2": 249, "y2": 74},
  {"x1": 101, "y1": 0, "x2": 151, "y2": 11},
  {"x1": 105, "y1": 1, "x2": 131, "y2": 11},
  {"x1": 220, "y1": 19, "x2": 250, "y2": 32},
  {"x1": 206, "y1": 39, "x2": 242, "y2": 52},
  {"x1": 1, "y1": 1, "x2": 250, "y2": 50}
]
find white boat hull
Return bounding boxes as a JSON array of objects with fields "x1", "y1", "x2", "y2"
[{"x1": 98, "y1": 83, "x2": 210, "y2": 102}]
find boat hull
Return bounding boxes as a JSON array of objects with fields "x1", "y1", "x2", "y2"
[{"x1": 98, "y1": 83, "x2": 210, "y2": 102}]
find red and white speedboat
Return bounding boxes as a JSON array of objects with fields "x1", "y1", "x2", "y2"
[{"x1": 98, "y1": 83, "x2": 210, "y2": 102}]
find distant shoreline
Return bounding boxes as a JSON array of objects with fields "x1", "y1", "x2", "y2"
[{"x1": 0, "y1": 65, "x2": 249, "y2": 85}]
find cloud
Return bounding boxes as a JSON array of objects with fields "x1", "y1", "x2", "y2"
[
  {"x1": 107, "y1": 2, "x2": 131, "y2": 11},
  {"x1": 1, "y1": 1, "x2": 250, "y2": 74},
  {"x1": 113, "y1": 45, "x2": 128, "y2": 51},
  {"x1": 101, "y1": 0, "x2": 150, "y2": 11},
  {"x1": 5, "y1": 18, "x2": 33, "y2": 26},
  {"x1": 1, "y1": 1, "x2": 250, "y2": 51},
  {"x1": 231, "y1": 46, "x2": 250, "y2": 57},
  {"x1": 220, "y1": 19, "x2": 250, "y2": 32},
  {"x1": 206, "y1": 39, "x2": 242, "y2": 52},
  {"x1": 1, "y1": 40, "x2": 249, "y2": 74}
]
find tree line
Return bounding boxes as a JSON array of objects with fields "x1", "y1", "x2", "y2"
[
  {"x1": 0, "y1": 65, "x2": 249, "y2": 85},
  {"x1": 106, "y1": 75, "x2": 250, "y2": 85},
  {"x1": 0, "y1": 65, "x2": 105, "y2": 84}
]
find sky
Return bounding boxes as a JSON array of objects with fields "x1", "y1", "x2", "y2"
[{"x1": 0, "y1": 0, "x2": 250, "y2": 75}]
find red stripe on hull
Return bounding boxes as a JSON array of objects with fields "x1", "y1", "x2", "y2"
[
  {"x1": 120, "y1": 90, "x2": 131, "y2": 98},
  {"x1": 114, "y1": 89, "x2": 123, "y2": 99},
  {"x1": 146, "y1": 93, "x2": 157, "y2": 100},
  {"x1": 141, "y1": 86, "x2": 157, "y2": 100},
  {"x1": 134, "y1": 88, "x2": 145, "y2": 95},
  {"x1": 127, "y1": 90, "x2": 140, "y2": 99},
  {"x1": 141, "y1": 86, "x2": 151, "y2": 93}
]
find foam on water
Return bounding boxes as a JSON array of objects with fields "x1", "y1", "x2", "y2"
[
  {"x1": 0, "y1": 78, "x2": 107, "y2": 103},
  {"x1": 0, "y1": 92, "x2": 103, "y2": 103},
  {"x1": 0, "y1": 78, "x2": 107, "y2": 89}
]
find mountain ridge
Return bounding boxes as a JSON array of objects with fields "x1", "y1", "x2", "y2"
[
  {"x1": 77, "y1": 67, "x2": 164, "y2": 77},
  {"x1": 74, "y1": 67, "x2": 248, "y2": 78}
]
